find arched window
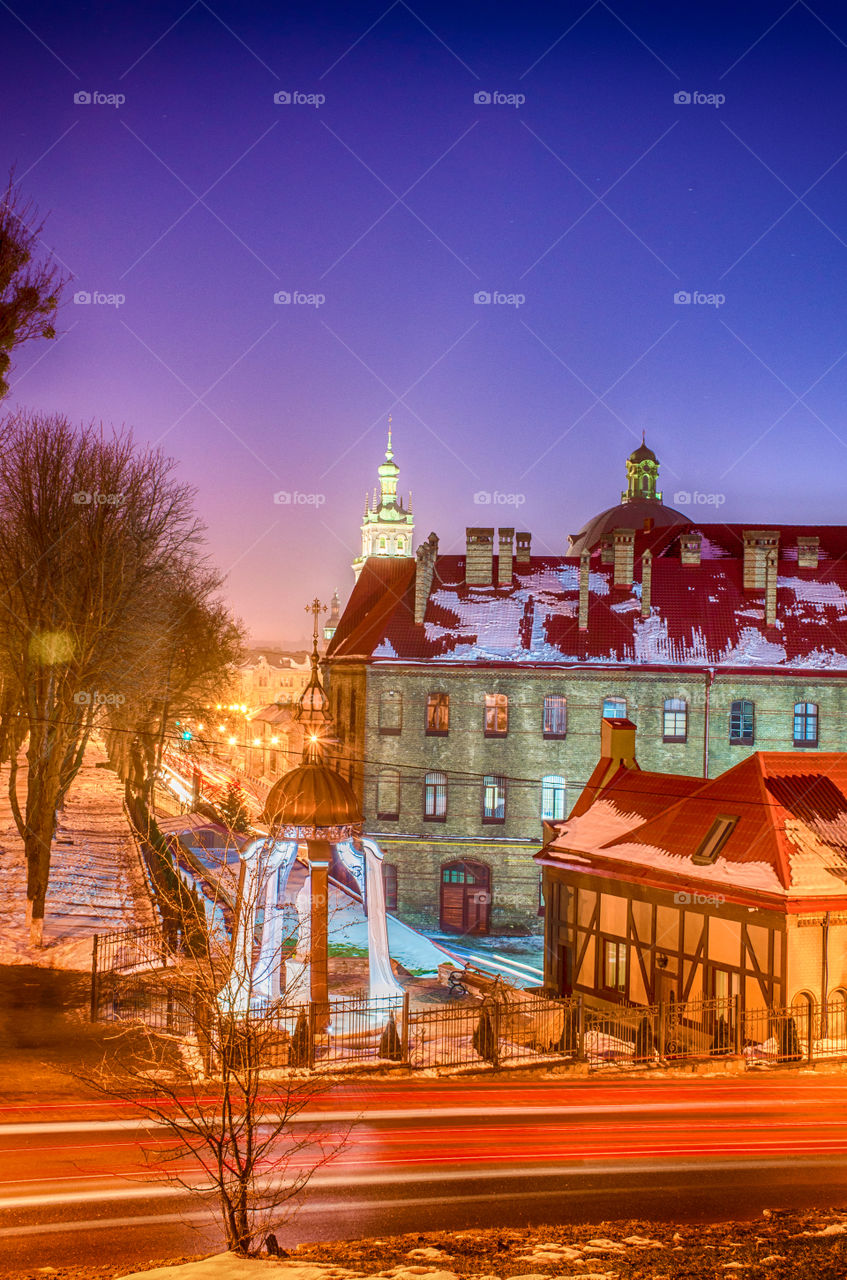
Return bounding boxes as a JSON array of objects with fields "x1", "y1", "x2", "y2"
[
  {"x1": 382, "y1": 862, "x2": 398, "y2": 912},
  {"x1": 541, "y1": 775, "x2": 567, "y2": 821},
  {"x1": 376, "y1": 768, "x2": 400, "y2": 820},
  {"x1": 729, "y1": 699, "x2": 754, "y2": 745},
  {"x1": 484, "y1": 692, "x2": 508, "y2": 736},
  {"x1": 794, "y1": 701, "x2": 818, "y2": 747},
  {"x1": 379, "y1": 536, "x2": 386, "y2": 550},
  {"x1": 483, "y1": 774, "x2": 506, "y2": 822},
  {"x1": 543, "y1": 694, "x2": 567, "y2": 738},
  {"x1": 378, "y1": 689, "x2": 403, "y2": 735},
  {"x1": 397, "y1": 537, "x2": 405, "y2": 553},
  {"x1": 663, "y1": 697, "x2": 688, "y2": 742},
  {"x1": 603, "y1": 696, "x2": 627, "y2": 719},
  {"x1": 424, "y1": 770, "x2": 447, "y2": 821}
]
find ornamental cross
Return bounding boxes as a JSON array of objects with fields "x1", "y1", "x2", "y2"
[{"x1": 305, "y1": 597, "x2": 326, "y2": 647}]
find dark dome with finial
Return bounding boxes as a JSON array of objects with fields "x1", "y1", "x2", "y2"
[{"x1": 262, "y1": 762, "x2": 362, "y2": 839}]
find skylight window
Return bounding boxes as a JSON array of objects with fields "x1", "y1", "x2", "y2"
[{"x1": 691, "y1": 815, "x2": 738, "y2": 865}]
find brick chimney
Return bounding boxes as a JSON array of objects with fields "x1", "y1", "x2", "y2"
[
  {"x1": 466, "y1": 527, "x2": 494, "y2": 586},
  {"x1": 414, "y1": 531, "x2": 439, "y2": 624},
  {"x1": 515, "y1": 531, "x2": 531, "y2": 565},
  {"x1": 578, "y1": 550, "x2": 590, "y2": 631},
  {"x1": 613, "y1": 528, "x2": 635, "y2": 588},
  {"x1": 600, "y1": 715, "x2": 638, "y2": 770},
  {"x1": 680, "y1": 532, "x2": 702, "y2": 566},
  {"x1": 743, "y1": 530, "x2": 779, "y2": 590},
  {"x1": 600, "y1": 534, "x2": 614, "y2": 565},
  {"x1": 797, "y1": 536, "x2": 819, "y2": 569},
  {"x1": 641, "y1": 549, "x2": 652, "y2": 617},
  {"x1": 498, "y1": 527, "x2": 514, "y2": 586},
  {"x1": 765, "y1": 548, "x2": 778, "y2": 627}
]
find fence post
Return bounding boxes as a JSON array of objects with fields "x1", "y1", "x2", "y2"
[
  {"x1": 807, "y1": 1000, "x2": 815, "y2": 1064},
  {"x1": 308, "y1": 1001, "x2": 316, "y2": 1071},
  {"x1": 90, "y1": 934, "x2": 99, "y2": 1023},
  {"x1": 401, "y1": 991, "x2": 410, "y2": 1065},
  {"x1": 733, "y1": 993, "x2": 742, "y2": 1055},
  {"x1": 492, "y1": 999, "x2": 501, "y2": 1070},
  {"x1": 577, "y1": 996, "x2": 585, "y2": 1062},
  {"x1": 658, "y1": 1001, "x2": 666, "y2": 1060}
]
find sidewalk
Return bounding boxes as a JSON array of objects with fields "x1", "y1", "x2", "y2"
[{"x1": 0, "y1": 742, "x2": 155, "y2": 969}]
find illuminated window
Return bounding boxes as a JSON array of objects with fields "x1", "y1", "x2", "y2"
[
  {"x1": 601, "y1": 938, "x2": 627, "y2": 994},
  {"x1": 397, "y1": 537, "x2": 405, "y2": 552},
  {"x1": 603, "y1": 696, "x2": 627, "y2": 719},
  {"x1": 729, "y1": 699, "x2": 754, "y2": 745},
  {"x1": 426, "y1": 692, "x2": 449, "y2": 735},
  {"x1": 483, "y1": 774, "x2": 506, "y2": 822},
  {"x1": 663, "y1": 697, "x2": 688, "y2": 742},
  {"x1": 541, "y1": 775, "x2": 567, "y2": 821},
  {"x1": 376, "y1": 769, "x2": 400, "y2": 820},
  {"x1": 424, "y1": 771, "x2": 447, "y2": 821},
  {"x1": 543, "y1": 694, "x2": 567, "y2": 738},
  {"x1": 794, "y1": 702, "x2": 818, "y2": 747},
  {"x1": 484, "y1": 693, "x2": 508, "y2": 736}
]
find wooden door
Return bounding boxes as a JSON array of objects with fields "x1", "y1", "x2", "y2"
[{"x1": 439, "y1": 861, "x2": 491, "y2": 935}]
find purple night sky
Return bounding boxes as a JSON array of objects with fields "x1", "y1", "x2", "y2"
[{"x1": 3, "y1": 1, "x2": 847, "y2": 643}]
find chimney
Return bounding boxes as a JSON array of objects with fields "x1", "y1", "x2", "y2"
[
  {"x1": 497, "y1": 527, "x2": 514, "y2": 586},
  {"x1": 414, "y1": 531, "x2": 439, "y2": 624},
  {"x1": 641, "y1": 549, "x2": 652, "y2": 617},
  {"x1": 797, "y1": 535, "x2": 820, "y2": 569},
  {"x1": 466, "y1": 527, "x2": 494, "y2": 586},
  {"x1": 765, "y1": 548, "x2": 778, "y2": 627},
  {"x1": 515, "y1": 531, "x2": 531, "y2": 565},
  {"x1": 680, "y1": 532, "x2": 702, "y2": 566},
  {"x1": 578, "y1": 550, "x2": 590, "y2": 631},
  {"x1": 600, "y1": 534, "x2": 614, "y2": 565},
  {"x1": 743, "y1": 530, "x2": 779, "y2": 589},
  {"x1": 613, "y1": 528, "x2": 635, "y2": 588},
  {"x1": 600, "y1": 716, "x2": 637, "y2": 772}
]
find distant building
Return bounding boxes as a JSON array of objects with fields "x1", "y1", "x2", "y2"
[
  {"x1": 352, "y1": 423, "x2": 414, "y2": 581},
  {"x1": 326, "y1": 440, "x2": 847, "y2": 936},
  {"x1": 537, "y1": 717, "x2": 847, "y2": 1018},
  {"x1": 232, "y1": 649, "x2": 311, "y2": 712}
]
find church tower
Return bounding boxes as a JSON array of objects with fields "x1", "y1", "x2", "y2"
[
  {"x1": 621, "y1": 434, "x2": 662, "y2": 504},
  {"x1": 353, "y1": 420, "x2": 415, "y2": 580}
]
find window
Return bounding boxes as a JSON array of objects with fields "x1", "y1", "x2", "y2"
[
  {"x1": 483, "y1": 774, "x2": 506, "y2": 822},
  {"x1": 543, "y1": 694, "x2": 567, "y2": 738},
  {"x1": 424, "y1": 770, "x2": 447, "y2": 821},
  {"x1": 601, "y1": 938, "x2": 627, "y2": 994},
  {"x1": 378, "y1": 689, "x2": 402, "y2": 735},
  {"x1": 794, "y1": 701, "x2": 818, "y2": 747},
  {"x1": 379, "y1": 536, "x2": 386, "y2": 550},
  {"x1": 382, "y1": 862, "x2": 398, "y2": 912},
  {"x1": 663, "y1": 697, "x2": 688, "y2": 743},
  {"x1": 397, "y1": 537, "x2": 405, "y2": 553},
  {"x1": 349, "y1": 689, "x2": 357, "y2": 735},
  {"x1": 692, "y1": 814, "x2": 738, "y2": 865},
  {"x1": 603, "y1": 696, "x2": 627, "y2": 719},
  {"x1": 729, "y1": 699, "x2": 754, "y2": 745},
  {"x1": 376, "y1": 768, "x2": 400, "y2": 820},
  {"x1": 484, "y1": 693, "x2": 508, "y2": 736},
  {"x1": 541, "y1": 774, "x2": 567, "y2": 821},
  {"x1": 426, "y1": 692, "x2": 450, "y2": 735}
]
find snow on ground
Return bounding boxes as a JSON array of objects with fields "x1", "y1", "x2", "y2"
[
  {"x1": 0, "y1": 741, "x2": 154, "y2": 968},
  {"x1": 328, "y1": 888, "x2": 455, "y2": 977}
]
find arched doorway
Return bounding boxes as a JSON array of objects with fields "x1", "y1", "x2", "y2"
[{"x1": 439, "y1": 860, "x2": 491, "y2": 935}]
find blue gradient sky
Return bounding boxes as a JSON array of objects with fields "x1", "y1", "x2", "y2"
[{"x1": 3, "y1": 1, "x2": 847, "y2": 642}]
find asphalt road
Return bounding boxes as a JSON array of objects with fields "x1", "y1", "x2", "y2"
[{"x1": 3, "y1": 1076, "x2": 847, "y2": 1271}]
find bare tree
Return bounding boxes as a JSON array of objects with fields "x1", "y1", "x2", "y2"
[
  {"x1": 0, "y1": 410, "x2": 220, "y2": 944},
  {"x1": 0, "y1": 171, "x2": 66, "y2": 398},
  {"x1": 82, "y1": 832, "x2": 347, "y2": 1255}
]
